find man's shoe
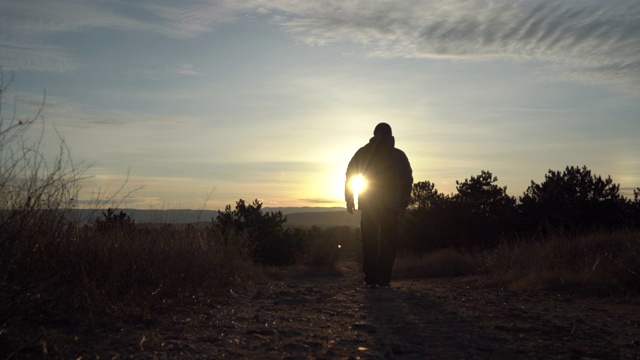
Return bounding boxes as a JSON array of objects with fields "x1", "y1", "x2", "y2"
[
  {"x1": 364, "y1": 283, "x2": 377, "y2": 289},
  {"x1": 378, "y1": 284, "x2": 391, "y2": 289}
]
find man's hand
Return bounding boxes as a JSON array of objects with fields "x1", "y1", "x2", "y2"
[{"x1": 346, "y1": 201, "x2": 355, "y2": 214}]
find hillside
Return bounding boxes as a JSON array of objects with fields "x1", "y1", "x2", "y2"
[{"x1": 285, "y1": 210, "x2": 361, "y2": 228}]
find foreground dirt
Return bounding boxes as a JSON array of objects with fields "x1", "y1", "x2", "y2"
[{"x1": 13, "y1": 259, "x2": 640, "y2": 359}]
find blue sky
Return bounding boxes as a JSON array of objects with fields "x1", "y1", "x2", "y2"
[{"x1": 2, "y1": 0, "x2": 639, "y2": 210}]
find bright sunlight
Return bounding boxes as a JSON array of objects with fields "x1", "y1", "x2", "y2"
[{"x1": 349, "y1": 174, "x2": 367, "y2": 197}]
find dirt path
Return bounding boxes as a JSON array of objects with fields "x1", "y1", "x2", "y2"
[{"x1": 41, "y1": 258, "x2": 640, "y2": 359}]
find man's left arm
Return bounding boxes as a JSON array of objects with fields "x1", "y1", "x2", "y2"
[{"x1": 395, "y1": 149, "x2": 413, "y2": 211}]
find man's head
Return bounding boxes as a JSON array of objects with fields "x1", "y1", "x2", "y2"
[{"x1": 373, "y1": 122, "x2": 392, "y2": 137}]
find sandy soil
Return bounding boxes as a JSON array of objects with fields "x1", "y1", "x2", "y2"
[{"x1": 15, "y1": 258, "x2": 640, "y2": 359}]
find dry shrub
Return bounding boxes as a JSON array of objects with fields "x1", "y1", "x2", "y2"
[
  {"x1": 300, "y1": 226, "x2": 357, "y2": 269},
  {"x1": 0, "y1": 95, "x2": 249, "y2": 329},
  {"x1": 2, "y1": 225, "x2": 255, "y2": 325},
  {"x1": 304, "y1": 228, "x2": 341, "y2": 268},
  {"x1": 482, "y1": 229, "x2": 640, "y2": 295},
  {"x1": 394, "y1": 248, "x2": 478, "y2": 279},
  {"x1": 0, "y1": 74, "x2": 258, "y2": 357},
  {"x1": 0, "y1": 223, "x2": 256, "y2": 359}
]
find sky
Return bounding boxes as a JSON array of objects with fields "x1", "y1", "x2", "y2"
[{"x1": 1, "y1": 0, "x2": 639, "y2": 210}]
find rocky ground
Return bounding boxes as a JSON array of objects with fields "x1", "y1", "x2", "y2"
[{"x1": 12, "y1": 258, "x2": 640, "y2": 359}]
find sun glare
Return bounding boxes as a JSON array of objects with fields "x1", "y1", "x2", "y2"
[{"x1": 350, "y1": 174, "x2": 367, "y2": 196}]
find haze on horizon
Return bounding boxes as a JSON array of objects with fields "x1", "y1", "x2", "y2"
[{"x1": 1, "y1": 0, "x2": 639, "y2": 210}]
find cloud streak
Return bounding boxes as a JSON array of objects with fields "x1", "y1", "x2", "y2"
[
  {"x1": 4, "y1": 0, "x2": 638, "y2": 91},
  {"x1": 0, "y1": 0, "x2": 248, "y2": 72},
  {"x1": 0, "y1": 1, "x2": 153, "y2": 72},
  {"x1": 136, "y1": 0, "x2": 255, "y2": 38},
  {"x1": 264, "y1": 0, "x2": 640, "y2": 92}
]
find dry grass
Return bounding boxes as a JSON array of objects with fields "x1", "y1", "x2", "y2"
[
  {"x1": 392, "y1": 229, "x2": 640, "y2": 296},
  {"x1": 1, "y1": 225, "x2": 256, "y2": 325},
  {"x1": 480, "y1": 229, "x2": 640, "y2": 295},
  {"x1": 0, "y1": 73, "x2": 259, "y2": 342},
  {"x1": 394, "y1": 248, "x2": 479, "y2": 279},
  {"x1": 300, "y1": 226, "x2": 358, "y2": 269},
  {"x1": 0, "y1": 223, "x2": 258, "y2": 358}
]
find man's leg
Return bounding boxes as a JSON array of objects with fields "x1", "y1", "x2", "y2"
[
  {"x1": 360, "y1": 208, "x2": 379, "y2": 286},
  {"x1": 377, "y1": 209, "x2": 399, "y2": 286}
]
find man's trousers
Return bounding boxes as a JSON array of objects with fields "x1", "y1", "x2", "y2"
[{"x1": 360, "y1": 206, "x2": 399, "y2": 286}]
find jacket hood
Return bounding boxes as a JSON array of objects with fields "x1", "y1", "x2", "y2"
[{"x1": 369, "y1": 134, "x2": 395, "y2": 148}]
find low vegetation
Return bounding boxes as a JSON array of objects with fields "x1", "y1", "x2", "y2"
[
  {"x1": 482, "y1": 229, "x2": 640, "y2": 295},
  {"x1": 393, "y1": 229, "x2": 640, "y2": 295},
  {"x1": 394, "y1": 248, "x2": 478, "y2": 279},
  {"x1": 395, "y1": 166, "x2": 640, "y2": 295},
  {"x1": 1, "y1": 203, "x2": 348, "y2": 357},
  {"x1": 1, "y1": 72, "x2": 640, "y2": 357}
]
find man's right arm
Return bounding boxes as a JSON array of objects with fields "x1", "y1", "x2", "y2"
[{"x1": 345, "y1": 150, "x2": 361, "y2": 214}]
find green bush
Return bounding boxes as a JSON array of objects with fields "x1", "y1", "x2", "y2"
[{"x1": 213, "y1": 199, "x2": 304, "y2": 265}]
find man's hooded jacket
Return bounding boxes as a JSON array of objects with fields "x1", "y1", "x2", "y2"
[{"x1": 345, "y1": 134, "x2": 413, "y2": 211}]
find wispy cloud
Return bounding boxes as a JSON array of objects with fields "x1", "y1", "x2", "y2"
[
  {"x1": 299, "y1": 198, "x2": 342, "y2": 205},
  {"x1": 262, "y1": 0, "x2": 640, "y2": 92},
  {"x1": 9, "y1": 91, "x2": 202, "y2": 131},
  {"x1": 136, "y1": 0, "x2": 254, "y2": 38},
  {"x1": 3, "y1": 0, "x2": 638, "y2": 91},
  {"x1": 125, "y1": 63, "x2": 202, "y2": 79},
  {"x1": 0, "y1": 1, "x2": 154, "y2": 72},
  {"x1": 0, "y1": 41, "x2": 77, "y2": 73},
  {"x1": 0, "y1": 0, "x2": 248, "y2": 72},
  {"x1": 175, "y1": 63, "x2": 201, "y2": 76}
]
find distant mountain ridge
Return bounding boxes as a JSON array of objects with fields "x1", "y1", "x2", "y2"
[{"x1": 285, "y1": 210, "x2": 360, "y2": 228}]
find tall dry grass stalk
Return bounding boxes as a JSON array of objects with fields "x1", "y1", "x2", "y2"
[
  {"x1": 481, "y1": 229, "x2": 640, "y2": 295},
  {"x1": 1, "y1": 70, "x2": 84, "y2": 283},
  {"x1": 3, "y1": 225, "x2": 255, "y2": 323},
  {"x1": 392, "y1": 228, "x2": 640, "y2": 296},
  {"x1": 0, "y1": 72, "x2": 256, "y2": 332}
]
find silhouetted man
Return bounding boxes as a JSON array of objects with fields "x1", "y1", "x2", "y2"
[{"x1": 345, "y1": 123, "x2": 413, "y2": 288}]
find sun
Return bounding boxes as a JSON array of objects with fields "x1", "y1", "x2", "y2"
[{"x1": 349, "y1": 173, "x2": 367, "y2": 196}]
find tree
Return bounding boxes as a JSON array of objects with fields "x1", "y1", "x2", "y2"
[
  {"x1": 95, "y1": 208, "x2": 135, "y2": 233},
  {"x1": 403, "y1": 181, "x2": 448, "y2": 252},
  {"x1": 631, "y1": 188, "x2": 640, "y2": 227},
  {"x1": 213, "y1": 199, "x2": 301, "y2": 265},
  {"x1": 409, "y1": 180, "x2": 445, "y2": 211},
  {"x1": 520, "y1": 165, "x2": 626, "y2": 231},
  {"x1": 449, "y1": 171, "x2": 517, "y2": 248},
  {"x1": 454, "y1": 170, "x2": 516, "y2": 217},
  {"x1": 403, "y1": 173, "x2": 517, "y2": 251}
]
